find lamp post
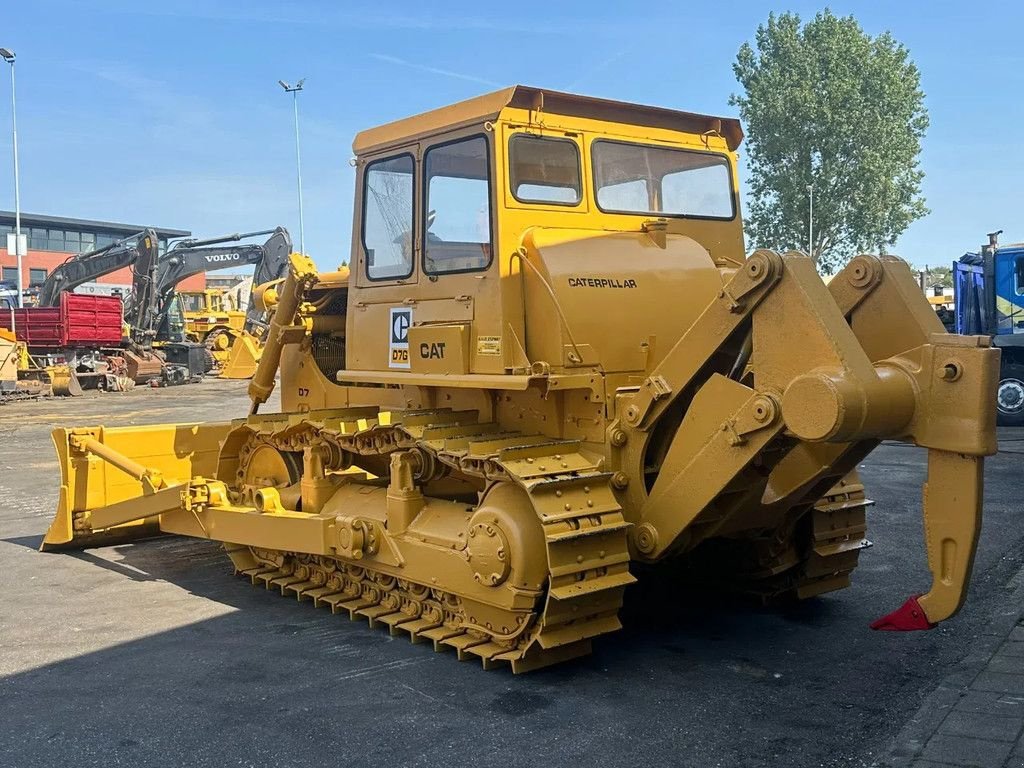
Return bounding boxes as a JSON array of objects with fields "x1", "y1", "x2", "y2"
[
  {"x1": 278, "y1": 78, "x2": 306, "y2": 255},
  {"x1": 1, "y1": 48, "x2": 22, "y2": 307},
  {"x1": 807, "y1": 184, "x2": 814, "y2": 262}
]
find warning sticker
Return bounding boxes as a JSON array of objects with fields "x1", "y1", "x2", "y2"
[
  {"x1": 389, "y1": 307, "x2": 412, "y2": 369},
  {"x1": 477, "y1": 335, "x2": 502, "y2": 357}
]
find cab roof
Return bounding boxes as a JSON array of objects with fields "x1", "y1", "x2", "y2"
[{"x1": 352, "y1": 85, "x2": 744, "y2": 156}]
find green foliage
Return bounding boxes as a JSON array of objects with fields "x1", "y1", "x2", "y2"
[
  {"x1": 923, "y1": 264, "x2": 953, "y2": 289},
  {"x1": 731, "y1": 10, "x2": 929, "y2": 274}
]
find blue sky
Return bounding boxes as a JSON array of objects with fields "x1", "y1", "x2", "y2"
[{"x1": 2, "y1": 0, "x2": 1022, "y2": 271}]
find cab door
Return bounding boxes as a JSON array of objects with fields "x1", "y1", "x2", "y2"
[{"x1": 355, "y1": 148, "x2": 420, "y2": 290}]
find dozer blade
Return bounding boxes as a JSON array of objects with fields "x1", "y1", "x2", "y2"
[
  {"x1": 42, "y1": 422, "x2": 231, "y2": 551},
  {"x1": 219, "y1": 332, "x2": 262, "y2": 380}
]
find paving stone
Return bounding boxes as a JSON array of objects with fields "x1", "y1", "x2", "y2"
[
  {"x1": 989, "y1": 653, "x2": 1024, "y2": 675},
  {"x1": 920, "y1": 734, "x2": 1013, "y2": 766},
  {"x1": 921, "y1": 733, "x2": 1015, "y2": 768},
  {"x1": 954, "y1": 690, "x2": 1024, "y2": 717},
  {"x1": 1002, "y1": 642, "x2": 1024, "y2": 658},
  {"x1": 937, "y1": 710, "x2": 1023, "y2": 742},
  {"x1": 971, "y1": 672, "x2": 1024, "y2": 696}
]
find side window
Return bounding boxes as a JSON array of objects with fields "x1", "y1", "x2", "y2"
[
  {"x1": 1015, "y1": 257, "x2": 1024, "y2": 296},
  {"x1": 508, "y1": 134, "x2": 581, "y2": 205},
  {"x1": 424, "y1": 136, "x2": 492, "y2": 275},
  {"x1": 363, "y1": 154, "x2": 414, "y2": 281}
]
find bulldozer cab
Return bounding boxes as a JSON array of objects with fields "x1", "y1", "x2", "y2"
[
  {"x1": 345, "y1": 86, "x2": 745, "y2": 378},
  {"x1": 180, "y1": 289, "x2": 237, "y2": 314}
]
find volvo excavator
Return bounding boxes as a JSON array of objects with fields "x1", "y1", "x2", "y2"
[
  {"x1": 40, "y1": 87, "x2": 999, "y2": 673},
  {"x1": 124, "y1": 227, "x2": 292, "y2": 377}
]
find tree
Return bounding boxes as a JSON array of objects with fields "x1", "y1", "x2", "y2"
[{"x1": 731, "y1": 10, "x2": 929, "y2": 274}]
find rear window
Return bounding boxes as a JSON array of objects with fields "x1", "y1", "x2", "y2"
[
  {"x1": 508, "y1": 134, "x2": 581, "y2": 205},
  {"x1": 592, "y1": 140, "x2": 734, "y2": 220}
]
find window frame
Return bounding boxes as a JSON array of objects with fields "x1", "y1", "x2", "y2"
[
  {"x1": 508, "y1": 132, "x2": 583, "y2": 208},
  {"x1": 421, "y1": 132, "x2": 495, "y2": 277},
  {"x1": 361, "y1": 151, "x2": 417, "y2": 283},
  {"x1": 590, "y1": 138, "x2": 737, "y2": 222}
]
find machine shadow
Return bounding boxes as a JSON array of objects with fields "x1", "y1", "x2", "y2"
[{"x1": 17, "y1": 531, "x2": 846, "y2": 674}]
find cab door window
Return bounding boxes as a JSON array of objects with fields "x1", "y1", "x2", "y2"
[
  {"x1": 423, "y1": 135, "x2": 492, "y2": 275},
  {"x1": 363, "y1": 153, "x2": 415, "y2": 281}
]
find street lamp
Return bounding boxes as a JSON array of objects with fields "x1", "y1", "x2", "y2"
[
  {"x1": 278, "y1": 78, "x2": 306, "y2": 255},
  {"x1": 807, "y1": 184, "x2": 814, "y2": 262},
  {"x1": 0, "y1": 47, "x2": 22, "y2": 307}
]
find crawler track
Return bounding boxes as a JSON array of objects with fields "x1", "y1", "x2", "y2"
[{"x1": 223, "y1": 406, "x2": 636, "y2": 672}]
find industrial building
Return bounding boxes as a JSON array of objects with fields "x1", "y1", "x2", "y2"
[{"x1": 0, "y1": 211, "x2": 198, "y2": 299}]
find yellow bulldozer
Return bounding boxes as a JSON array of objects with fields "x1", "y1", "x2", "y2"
[
  {"x1": 178, "y1": 287, "x2": 265, "y2": 377},
  {"x1": 41, "y1": 87, "x2": 999, "y2": 672}
]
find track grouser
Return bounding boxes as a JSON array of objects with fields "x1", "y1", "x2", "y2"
[{"x1": 42, "y1": 87, "x2": 999, "y2": 672}]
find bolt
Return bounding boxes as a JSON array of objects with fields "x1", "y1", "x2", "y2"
[
  {"x1": 610, "y1": 429, "x2": 628, "y2": 447},
  {"x1": 939, "y1": 363, "x2": 961, "y2": 382},
  {"x1": 611, "y1": 471, "x2": 629, "y2": 490}
]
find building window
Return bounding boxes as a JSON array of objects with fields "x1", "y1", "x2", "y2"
[
  {"x1": 423, "y1": 135, "x2": 493, "y2": 275},
  {"x1": 362, "y1": 153, "x2": 415, "y2": 281},
  {"x1": 95, "y1": 233, "x2": 117, "y2": 250},
  {"x1": 1, "y1": 266, "x2": 17, "y2": 286},
  {"x1": 29, "y1": 268, "x2": 47, "y2": 286}
]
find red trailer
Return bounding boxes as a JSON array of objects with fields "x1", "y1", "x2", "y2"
[{"x1": 7, "y1": 294, "x2": 123, "y2": 348}]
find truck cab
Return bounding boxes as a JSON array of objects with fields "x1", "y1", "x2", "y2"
[{"x1": 954, "y1": 231, "x2": 1024, "y2": 424}]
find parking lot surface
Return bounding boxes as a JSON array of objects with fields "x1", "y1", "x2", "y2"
[{"x1": 0, "y1": 380, "x2": 1021, "y2": 768}]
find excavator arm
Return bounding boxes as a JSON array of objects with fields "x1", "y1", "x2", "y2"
[{"x1": 37, "y1": 230, "x2": 157, "y2": 307}]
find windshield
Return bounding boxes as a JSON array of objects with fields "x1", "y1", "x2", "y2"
[
  {"x1": 592, "y1": 140, "x2": 734, "y2": 219},
  {"x1": 179, "y1": 293, "x2": 203, "y2": 313},
  {"x1": 162, "y1": 294, "x2": 187, "y2": 342}
]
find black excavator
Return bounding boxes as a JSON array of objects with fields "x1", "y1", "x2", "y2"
[
  {"x1": 124, "y1": 227, "x2": 292, "y2": 373},
  {"x1": 36, "y1": 229, "x2": 159, "y2": 308}
]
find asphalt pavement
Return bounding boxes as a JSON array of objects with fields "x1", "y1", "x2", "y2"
[{"x1": 0, "y1": 379, "x2": 1020, "y2": 768}]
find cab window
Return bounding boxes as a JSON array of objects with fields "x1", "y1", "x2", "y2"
[
  {"x1": 423, "y1": 135, "x2": 492, "y2": 275},
  {"x1": 363, "y1": 153, "x2": 415, "y2": 281},
  {"x1": 592, "y1": 140, "x2": 735, "y2": 220},
  {"x1": 508, "y1": 134, "x2": 581, "y2": 205}
]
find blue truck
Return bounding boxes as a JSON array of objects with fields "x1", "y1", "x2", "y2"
[{"x1": 954, "y1": 230, "x2": 1024, "y2": 426}]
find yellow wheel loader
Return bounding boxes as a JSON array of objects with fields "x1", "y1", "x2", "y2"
[{"x1": 41, "y1": 87, "x2": 999, "y2": 672}]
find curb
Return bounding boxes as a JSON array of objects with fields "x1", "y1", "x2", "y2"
[{"x1": 880, "y1": 564, "x2": 1024, "y2": 766}]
